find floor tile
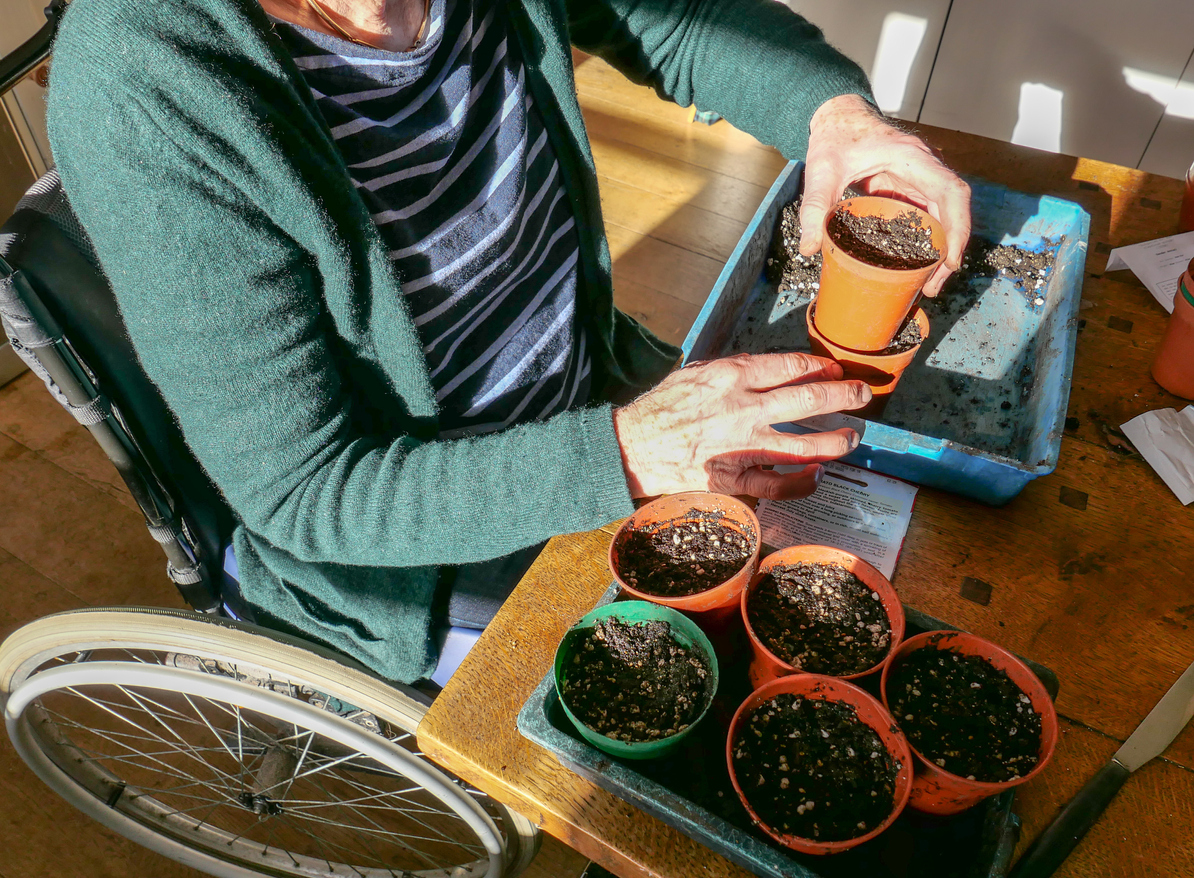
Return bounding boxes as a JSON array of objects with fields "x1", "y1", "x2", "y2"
[
  {"x1": 0, "y1": 373, "x2": 137, "y2": 512},
  {"x1": 0, "y1": 431, "x2": 181, "y2": 609}
]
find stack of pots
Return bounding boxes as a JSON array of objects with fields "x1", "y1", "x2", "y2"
[
  {"x1": 592, "y1": 492, "x2": 1058, "y2": 856},
  {"x1": 809, "y1": 196, "x2": 946, "y2": 418}
]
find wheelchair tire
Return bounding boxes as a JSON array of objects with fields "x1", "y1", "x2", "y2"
[{"x1": 0, "y1": 608, "x2": 540, "y2": 878}]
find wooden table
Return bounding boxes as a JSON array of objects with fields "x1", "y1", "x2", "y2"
[{"x1": 418, "y1": 56, "x2": 1194, "y2": 877}]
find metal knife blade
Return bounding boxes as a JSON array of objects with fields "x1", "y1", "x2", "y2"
[
  {"x1": 1010, "y1": 651, "x2": 1194, "y2": 878},
  {"x1": 1113, "y1": 655, "x2": 1194, "y2": 771}
]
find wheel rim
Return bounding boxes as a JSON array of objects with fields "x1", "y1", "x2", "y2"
[{"x1": 6, "y1": 660, "x2": 505, "y2": 878}]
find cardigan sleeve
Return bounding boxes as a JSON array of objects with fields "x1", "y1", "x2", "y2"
[
  {"x1": 47, "y1": 0, "x2": 636, "y2": 570},
  {"x1": 566, "y1": 0, "x2": 875, "y2": 161}
]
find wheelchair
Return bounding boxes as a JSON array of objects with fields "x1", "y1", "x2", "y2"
[{"x1": 0, "y1": 7, "x2": 540, "y2": 876}]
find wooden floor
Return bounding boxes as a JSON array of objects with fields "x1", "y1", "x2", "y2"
[{"x1": 0, "y1": 53, "x2": 775, "y2": 878}]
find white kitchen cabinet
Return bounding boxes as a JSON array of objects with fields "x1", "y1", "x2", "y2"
[
  {"x1": 1138, "y1": 56, "x2": 1194, "y2": 180},
  {"x1": 918, "y1": 0, "x2": 1194, "y2": 172},
  {"x1": 784, "y1": 0, "x2": 952, "y2": 121}
]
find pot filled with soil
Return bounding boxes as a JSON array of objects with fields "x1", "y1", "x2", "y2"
[
  {"x1": 554, "y1": 600, "x2": 719, "y2": 760},
  {"x1": 880, "y1": 630, "x2": 1059, "y2": 815},
  {"x1": 814, "y1": 196, "x2": 945, "y2": 352},
  {"x1": 742, "y1": 545, "x2": 905, "y2": 690},
  {"x1": 609, "y1": 492, "x2": 760, "y2": 627},
  {"x1": 806, "y1": 304, "x2": 929, "y2": 419},
  {"x1": 726, "y1": 674, "x2": 913, "y2": 855}
]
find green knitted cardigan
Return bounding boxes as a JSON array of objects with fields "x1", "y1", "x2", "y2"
[{"x1": 47, "y1": 0, "x2": 872, "y2": 682}]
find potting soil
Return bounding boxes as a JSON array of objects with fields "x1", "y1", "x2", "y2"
[
  {"x1": 747, "y1": 562, "x2": 892, "y2": 675},
  {"x1": 561, "y1": 618, "x2": 711, "y2": 743},
  {"x1": 882, "y1": 312, "x2": 925, "y2": 354},
  {"x1": 828, "y1": 208, "x2": 940, "y2": 270},
  {"x1": 888, "y1": 647, "x2": 1042, "y2": 782},
  {"x1": 732, "y1": 693, "x2": 899, "y2": 842},
  {"x1": 616, "y1": 511, "x2": 754, "y2": 597}
]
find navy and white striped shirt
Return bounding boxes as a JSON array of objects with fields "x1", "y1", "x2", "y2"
[{"x1": 274, "y1": 0, "x2": 591, "y2": 438}]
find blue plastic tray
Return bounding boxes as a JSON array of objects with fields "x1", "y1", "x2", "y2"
[
  {"x1": 517, "y1": 585, "x2": 1061, "y2": 878},
  {"x1": 681, "y1": 163, "x2": 1091, "y2": 505}
]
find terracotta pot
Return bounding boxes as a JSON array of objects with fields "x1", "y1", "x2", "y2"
[
  {"x1": 741, "y1": 545, "x2": 905, "y2": 691},
  {"x1": 1150, "y1": 261, "x2": 1194, "y2": 399},
  {"x1": 554, "y1": 600, "x2": 719, "y2": 760},
  {"x1": 609, "y1": 493, "x2": 761, "y2": 631},
  {"x1": 1180, "y1": 162, "x2": 1194, "y2": 233},
  {"x1": 806, "y1": 304, "x2": 928, "y2": 419},
  {"x1": 814, "y1": 196, "x2": 946, "y2": 352},
  {"x1": 726, "y1": 674, "x2": 913, "y2": 855},
  {"x1": 880, "y1": 630, "x2": 1059, "y2": 815}
]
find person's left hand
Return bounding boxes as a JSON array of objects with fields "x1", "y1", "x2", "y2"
[{"x1": 798, "y1": 93, "x2": 971, "y2": 298}]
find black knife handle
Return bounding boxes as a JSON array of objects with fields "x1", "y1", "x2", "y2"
[{"x1": 1009, "y1": 759, "x2": 1132, "y2": 878}]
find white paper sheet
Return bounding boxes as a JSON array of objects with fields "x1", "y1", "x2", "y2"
[
  {"x1": 1121, "y1": 406, "x2": 1194, "y2": 506},
  {"x1": 755, "y1": 461, "x2": 918, "y2": 579},
  {"x1": 1105, "y1": 231, "x2": 1194, "y2": 313}
]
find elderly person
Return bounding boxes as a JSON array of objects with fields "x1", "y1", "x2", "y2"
[{"x1": 46, "y1": 0, "x2": 969, "y2": 682}]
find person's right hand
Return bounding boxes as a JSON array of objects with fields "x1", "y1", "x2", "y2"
[{"x1": 612, "y1": 352, "x2": 871, "y2": 501}]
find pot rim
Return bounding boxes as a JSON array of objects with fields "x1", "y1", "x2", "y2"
[
  {"x1": 725, "y1": 673, "x2": 914, "y2": 854},
  {"x1": 741, "y1": 545, "x2": 907, "y2": 681},
  {"x1": 554, "y1": 600, "x2": 720, "y2": 759},
  {"x1": 609, "y1": 492, "x2": 761, "y2": 607},
  {"x1": 807, "y1": 302, "x2": 929, "y2": 360},
  {"x1": 824, "y1": 196, "x2": 947, "y2": 276},
  {"x1": 879, "y1": 630, "x2": 1059, "y2": 791}
]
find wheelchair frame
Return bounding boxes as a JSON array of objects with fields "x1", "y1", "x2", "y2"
[{"x1": 0, "y1": 6, "x2": 540, "y2": 875}]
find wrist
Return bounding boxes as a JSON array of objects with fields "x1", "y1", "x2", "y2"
[
  {"x1": 810, "y1": 92, "x2": 880, "y2": 134},
  {"x1": 612, "y1": 404, "x2": 648, "y2": 498}
]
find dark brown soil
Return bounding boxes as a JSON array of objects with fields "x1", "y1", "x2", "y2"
[
  {"x1": 767, "y1": 201, "x2": 822, "y2": 296},
  {"x1": 888, "y1": 647, "x2": 1042, "y2": 782},
  {"x1": 561, "y1": 617, "x2": 712, "y2": 743},
  {"x1": 732, "y1": 693, "x2": 900, "y2": 841},
  {"x1": 616, "y1": 511, "x2": 755, "y2": 598},
  {"x1": 882, "y1": 312, "x2": 925, "y2": 354},
  {"x1": 828, "y1": 208, "x2": 940, "y2": 270},
  {"x1": 747, "y1": 563, "x2": 892, "y2": 675},
  {"x1": 947, "y1": 238, "x2": 1061, "y2": 306}
]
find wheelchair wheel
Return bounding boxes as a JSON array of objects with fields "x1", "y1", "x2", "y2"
[{"x1": 0, "y1": 608, "x2": 540, "y2": 878}]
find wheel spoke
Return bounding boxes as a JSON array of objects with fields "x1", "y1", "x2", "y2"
[{"x1": 4, "y1": 619, "x2": 512, "y2": 878}]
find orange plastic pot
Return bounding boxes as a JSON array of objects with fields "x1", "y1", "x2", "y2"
[
  {"x1": 815, "y1": 196, "x2": 945, "y2": 352},
  {"x1": 880, "y1": 631, "x2": 1059, "y2": 815},
  {"x1": 726, "y1": 674, "x2": 913, "y2": 855},
  {"x1": 1150, "y1": 260, "x2": 1194, "y2": 399},
  {"x1": 741, "y1": 545, "x2": 905, "y2": 691},
  {"x1": 609, "y1": 492, "x2": 760, "y2": 630},
  {"x1": 806, "y1": 304, "x2": 928, "y2": 419}
]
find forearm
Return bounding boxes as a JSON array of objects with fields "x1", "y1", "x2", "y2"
[{"x1": 568, "y1": 0, "x2": 874, "y2": 158}]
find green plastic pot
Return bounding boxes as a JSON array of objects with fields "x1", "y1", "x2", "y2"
[{"x1": 554, "y1": 601, "x2": 720, "y2": 760}]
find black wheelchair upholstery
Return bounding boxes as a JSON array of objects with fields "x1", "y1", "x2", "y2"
[{"x1": 0, "y1": 172, "x2": 235, "y2": 610}]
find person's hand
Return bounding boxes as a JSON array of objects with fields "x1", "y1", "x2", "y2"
[
  {"x1": 612, "y1": 352, "x2": 871, "y2": 501},
  {"x1": 799, "y1": 93, "x2": 971, "y2": 298}
]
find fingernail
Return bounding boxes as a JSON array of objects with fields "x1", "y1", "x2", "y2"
[
  {"x1": 813, "y1": 465, "x2": 825, "y2": 484},
  {"x1": 861, "y1": 385, "x2": 874, "y2": 403},
  {"x1": 849, "y1": 431, "x2": 861, "y2": 449}
]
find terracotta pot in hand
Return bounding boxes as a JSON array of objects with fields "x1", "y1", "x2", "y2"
[
  {"x1": 815, "y1": 196, "x2": 945, "y2": 352},
  {"x1": 880, "y1": 630, "x2": 1059, "y2": 815},
  {"x1": 806, "y1": 304, "x2": 928, "y2": 419}
]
